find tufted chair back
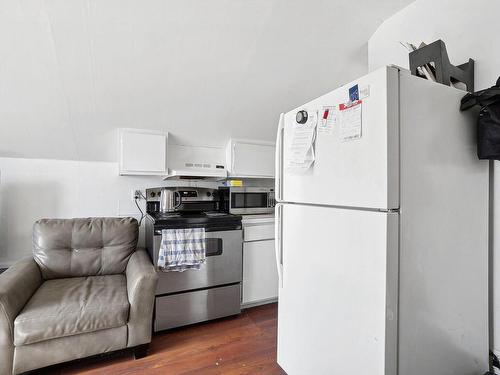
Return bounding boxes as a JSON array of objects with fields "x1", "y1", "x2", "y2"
[{"x1": 32, "y1": 217, "x2": 139, "y2": 279}]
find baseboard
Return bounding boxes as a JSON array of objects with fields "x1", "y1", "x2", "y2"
[{"x1": 241, "y1": 297, "x2": 278, "y2": 309}]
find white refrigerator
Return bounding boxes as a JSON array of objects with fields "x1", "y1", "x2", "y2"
[{"x1": 274, "y1": 66, "x2": 489, "y2": 375}]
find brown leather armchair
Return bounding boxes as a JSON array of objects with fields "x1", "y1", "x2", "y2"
[{"x1": 0, "y1": 217, "x2": 158, "y2": 375}]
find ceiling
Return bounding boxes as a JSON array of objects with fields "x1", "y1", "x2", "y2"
[{"x1": 0, "y1": 0, "x2": 414, "y2": 162}]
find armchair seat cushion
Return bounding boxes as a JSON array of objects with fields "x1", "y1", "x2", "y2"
[{"x1": 14, "y1": 275, "x2": 129, "y2": 346}]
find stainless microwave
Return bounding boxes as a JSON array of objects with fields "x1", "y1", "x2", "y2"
[{"x1": 220, "y1": 186, "x2": 275, "y2": 215}]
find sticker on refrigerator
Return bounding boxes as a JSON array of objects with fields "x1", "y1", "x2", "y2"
[
  {"x1": 349, "y1": 84, "x2": 359, "y2": 101},
  {"x1": 359, "y1": 84, "x2": 370, "y2": 99},
  {"x1": 286, "y1": 109, "x2": 318, "y2": 174},
  {"x1": 339, "y1": 100, "x2": 362, "y2": 142},
  {"x1": 318, "y1": 106, "x2": 337, "y2": 135}
]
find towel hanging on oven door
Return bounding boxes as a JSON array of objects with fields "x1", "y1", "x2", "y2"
[{"x1": 157, "y1": 228, "x2": 206, "y2": 272}]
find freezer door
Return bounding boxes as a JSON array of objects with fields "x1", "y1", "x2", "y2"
[
  {"x1": 276, "y1": 203, "x2": 398, "y2": 375},
  {"x1": 281, "y1": 66, "x2": 399, "y2": 210}
]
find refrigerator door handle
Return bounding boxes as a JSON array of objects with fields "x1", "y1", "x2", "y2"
[
  {"x1": 275, "y1": 113, "x2": 285, "y2": 202},
  {"x1": 275, "y1": 203, "x2": 284, "y2": 287}
]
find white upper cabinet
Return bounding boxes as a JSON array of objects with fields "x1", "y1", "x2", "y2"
[
  {"x1": 226, "y1": 139, "x2": 275, "y2": 178},
  {"x1": 118, "y1": 128, "x2": 168, "y2": 176}
]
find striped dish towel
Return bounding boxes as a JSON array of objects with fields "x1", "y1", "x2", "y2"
[{"x1": 157, "y1": 228, "x2": 206, "y2": 272}]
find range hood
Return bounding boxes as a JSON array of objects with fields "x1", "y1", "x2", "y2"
[
  {"x1": 165, "y1": 164, "x2": 227, "y2": 179},
  {"x1": 164, "y1": 144, "x2": 228, "y2": 180}
]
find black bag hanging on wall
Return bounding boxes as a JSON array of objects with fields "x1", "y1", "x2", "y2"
[{"x1": 461, "y1": 78, "x2": 500, "y2": 160}]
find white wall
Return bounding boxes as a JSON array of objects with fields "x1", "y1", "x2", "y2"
[
  {"x1": 0, "y1": 155, "x2": 274, "y2": 267},
  {"x1": 0, "y1": 0, "x2": 416, "y2": 264},
  {"x1": 368, "y1": 0, "x2": 500, "y2": 91},
  {"x1": 0, "y1": 157, "x2": 218, "y2": 267},
  {"x1": 0, "y1": 0, "x2": 412, "y2": 162},
  {"x1": 0, "y1": 0, "x2": 417, "y2": 265},
  {"x1": 368, "y1": 0, "x2": 500, "y2": 355}
]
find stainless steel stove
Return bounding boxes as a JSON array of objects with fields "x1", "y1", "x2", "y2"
[{"x1": 145, "y1": 187, "x2": 243, "y2": 332}]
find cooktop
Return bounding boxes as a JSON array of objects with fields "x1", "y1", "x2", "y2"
[{"x1": 147, "y1": 211, "x2": 242, "y2": 230}]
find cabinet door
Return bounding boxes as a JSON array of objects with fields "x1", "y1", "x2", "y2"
[
  {"x1": 231, "y1": 141, "x2": 275, "y2": 177},
  {"x1": 119, "y1": 129, "x2": 168, "y2": 175},
  {"x1": 242, "y1": 239, "x2": 278, "y2": 305}
]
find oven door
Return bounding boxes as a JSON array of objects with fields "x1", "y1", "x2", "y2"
[{"x1": 154, "y1": 229, "x2": 243, "y2": 295}]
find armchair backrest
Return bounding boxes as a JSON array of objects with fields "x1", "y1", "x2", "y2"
[{"x1": 32, "y1": 217, "x2": 139, "y2": 279}]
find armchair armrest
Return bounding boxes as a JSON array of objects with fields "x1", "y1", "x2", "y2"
[
  {"x1": 125, "y1": 249, "x2": 158, "y2": 348},
  {"x1": 0, "y1": 258, "x2": 42, "y2": 375}
]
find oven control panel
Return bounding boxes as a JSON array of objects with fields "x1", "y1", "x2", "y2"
[
  {"x1": 146, "y1": 187, "x2": 218, "y2": 202},
  {"x1": 145, "y1": 187, "x2": 221, "y2": 215}
]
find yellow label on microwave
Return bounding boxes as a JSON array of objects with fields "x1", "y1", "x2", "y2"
[{"x1": 228, "y1": 180, "x2": 243, "y2": 187}]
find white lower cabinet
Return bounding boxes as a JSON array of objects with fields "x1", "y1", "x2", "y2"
[{"x1": 242, "y1": 239, "x2": 279, "y2": 306}]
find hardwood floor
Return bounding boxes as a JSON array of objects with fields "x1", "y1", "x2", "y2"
[{"x1": 41, "y1": 303, "x2": 286, "y2": 375}]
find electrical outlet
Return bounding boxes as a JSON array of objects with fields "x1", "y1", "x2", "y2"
[{"x1": 132, "y1": 189, "x2": 142, "y2": 201}]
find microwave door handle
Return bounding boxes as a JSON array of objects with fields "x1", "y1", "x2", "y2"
[
  {"x1": 275, "y1": 113, "x2": 285, "y2": 202},
  {"x1": 275, "y1": 203, "x2": 284, "y2": 288}
]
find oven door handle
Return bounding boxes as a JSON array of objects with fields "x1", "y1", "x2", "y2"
[
  {"x1": 153, "y1": 235, "x2": 224, "y2": 257},
  {"x1": 275, "y1": 203, "x2": 283, "y2": 288}
]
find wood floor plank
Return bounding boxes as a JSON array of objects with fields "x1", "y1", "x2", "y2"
[{"x1": 49, "y1": 303, "x2": 285, "y2": 375}]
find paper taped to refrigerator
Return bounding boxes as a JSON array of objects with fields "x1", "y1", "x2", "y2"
[
  {"x1": 339, "y1": 100, "x2": 362, "y2": 142},
  {"x1": 318, "y1": 106, "x2": 337, "y2": 135},
  {"x1": 286, "y1": 110, "x2": 317, "y2": 173}
]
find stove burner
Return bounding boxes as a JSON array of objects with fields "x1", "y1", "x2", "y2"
[
  {"x1": 205, "y1": 212, "x2": 232, "y2": 217},
  {"x1": 155, "y1": 213, "x2": 182, "y2": 218},
  {"x1": 151, "y1": 211, "x2": 235, "y2": 219},
  {"x1": 154, "y1": 212, "x2": 199, "y2": 219}
]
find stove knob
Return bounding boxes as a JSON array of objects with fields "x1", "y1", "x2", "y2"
[
  {"x1": 206, "y1": 192, "x2": 211, "y2": 197},
  {"x1": 296, "y1": 110, "x2": 308, "y2": 124}
]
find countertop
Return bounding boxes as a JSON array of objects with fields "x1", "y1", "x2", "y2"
[{"x1": 241, "y1": 214, "x2": 275, "y2": 226}]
